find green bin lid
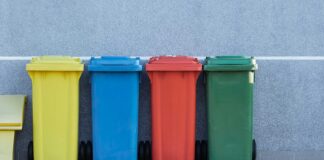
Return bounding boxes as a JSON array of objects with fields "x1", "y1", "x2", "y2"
[
  {"x1": 204, "y1": 56, "x2": 257, "y2": 71},
  {"x1": 26, "y1": 56, "x2": 84, "y2": 71}
]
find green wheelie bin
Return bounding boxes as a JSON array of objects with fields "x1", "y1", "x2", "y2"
[{"x1": 204, "y1": 56, "x2": 257, "y2": 160}]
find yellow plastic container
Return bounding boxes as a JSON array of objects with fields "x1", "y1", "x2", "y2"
[
  {"x1": 0, "y1": 95, "x2": 26, "y2": 160},
  {"x1": 26, "y1": 56, "x2": 83, "y2": 160}
]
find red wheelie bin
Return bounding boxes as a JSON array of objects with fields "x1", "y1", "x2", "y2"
[{"x1": 146, "y1": 56, "x2": 202, "y2": 160}]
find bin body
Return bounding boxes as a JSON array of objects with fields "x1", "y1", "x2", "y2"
[
  {"x1": 204, "y1": 56, "x2": 257, "y2": 160},
  {"x1": 146, "y1": 56, "x2": 202, "y2": 160},
  {"x1": 26, "y1": 56, "x2": 83, "y2": 160},
  {"x1": 0, "y1": 95, "x2": 26, "y2": 160},
  {"x1": 88, "y1": 56, "x2": 142, "y2": 160}
]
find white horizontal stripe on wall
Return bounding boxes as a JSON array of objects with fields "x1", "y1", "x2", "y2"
[{"x1": 1, "y1": 56, "x2": 324, "y2": 61}]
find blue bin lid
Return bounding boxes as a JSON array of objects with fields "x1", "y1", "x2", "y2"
[{"x1": 88, "y1": 56, "x2": 142, "y2": 72}]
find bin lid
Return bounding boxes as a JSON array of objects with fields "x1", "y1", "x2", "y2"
[
  {"x1": 88, "y1": 56, "x2": 142, "y2": 71},
  {"x1": 146, "y1": 56, "x2": 202, "y2": 71},
  {"x1": 0, "y1": 95, "x2": 26, "y2": 130},
  {"x1": 204, "y1": 56, "x2": 257, "y2": 71},
  {"x1": 26, "y1": 56, "x2": 84, "y2": 71}
]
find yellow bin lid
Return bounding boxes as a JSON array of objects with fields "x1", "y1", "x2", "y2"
[
  {"x1": 26, "y1": 56, "x2": 84, "y2": 71},
  {"x1": 0, "y1": 95, "x2": 26, "y2": 130}
]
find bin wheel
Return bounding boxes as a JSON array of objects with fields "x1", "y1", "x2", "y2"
[
  {"x1": 201, "y1": 140, "x2": 207, "y2": 160},
  {"x1": 144, "y1": 141, "x2": 152, "y2": 160},
  {"x1": 79, "y1": 141, "x2": 86, "y2": 160},
  {"x1": 28, "y1": 141, "x2": 34, "y2": 160},
  {"x1": 252, "y1": 139, "x2": 257, "y2": 160},
  {"x1": 138, "y1": 141, "x2": 145, "y2": 160},
  {"x1": 195, "y1": 140, "x2": 201, "y2": 160},
  {"x1": 86, "y1": 141, "x2": 93, "y2": 160}
]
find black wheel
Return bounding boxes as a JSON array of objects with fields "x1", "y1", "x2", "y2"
[
  {"x1": 79, "y1": 141, "x2": 86, "y2": 160},
  {"x1": 252, "y1": 139, "x2": 256, "y2": 160},
  {"x1": 201, "y1": 140, "x2": 207, "y2": 160},
  {"x1": 144, "y1": 141, "x2": 152, "y2": 160},
  {"x1": 28, "y1": 141, "x2": 34, "y2": 160},
  {"x1": 86, "y1": 141, "x2": 93, "y2": 160},
  {"x1": 195, "y1": 140, "x2": 201, "y2": 160},
  {"x1": 138, "y1": 141, "x2": 145, "y2": 160}
]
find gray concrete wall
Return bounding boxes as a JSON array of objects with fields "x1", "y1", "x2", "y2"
[
  {"x1": 1, "y1": 0, "x2": 324, "y2": 56},
  {"x1": 1, "y1": 0, "x2": 324, "y2": 159}
]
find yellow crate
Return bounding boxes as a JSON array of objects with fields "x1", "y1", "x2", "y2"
[
  {"x1": 27, "y1": 56, "x2": 83, "y2": 160},
  {"x1": 0, "y1": 95, "x2": 26, "y2": 160}
]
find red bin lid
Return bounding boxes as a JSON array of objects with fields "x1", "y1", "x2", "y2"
[{"x1": 146, "y1": 56, "x2": 202, "y2": 71}]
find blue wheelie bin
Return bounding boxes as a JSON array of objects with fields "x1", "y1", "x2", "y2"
[{"x1": 88, "y1": 56, "x2": 142, "y2": 160}]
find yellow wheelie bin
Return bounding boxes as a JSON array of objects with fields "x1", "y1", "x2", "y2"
[
  {"x1": 26, "y1": 56, "x2": 84, "y2": 160},
  {"x1": 0, "y1": 95, "x2": 26, "y2": 160}
]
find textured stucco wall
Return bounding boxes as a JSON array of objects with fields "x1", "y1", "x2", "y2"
[
  {"x1": 1, "y1": 0, "x2": 324, "y2": 56},
  {"x1": 1, "y1": 0, "x2": 324, "y2": 159}
]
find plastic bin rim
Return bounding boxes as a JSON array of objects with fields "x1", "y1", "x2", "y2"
[
  {"x1": 204, "y1": 56, "x2": 257, "y2": 71},
  {"x1": 204, "y1": 64, "x2": 258, "y2": 71},
  {"x1": 205, "y1": 56, "x2": 256, "y2": 64},
  {"x1": 146, "y1": 56, "x2": 202, "y2": 71},
  {"x1": 88, "y1": 65, "x2": 142, "y2": 72},
  {"x1": 0, "y1": 95, "x2": 26, "y2": 130},
  {"x1": 89, "y1": 56, "x2": 141, "y2": 65},
  {"x1": 29, "y1": 56, "x2": 82, "y2": 64},
  {"x1": 26, "y1": 56, "x2": 84, "y2": 71},
  {"x1": 88, "y1": 56, "x2": 142, "y2": 71},
  {"x1": 26, "y1": 64, "x2": 84, "y2": 71}
]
